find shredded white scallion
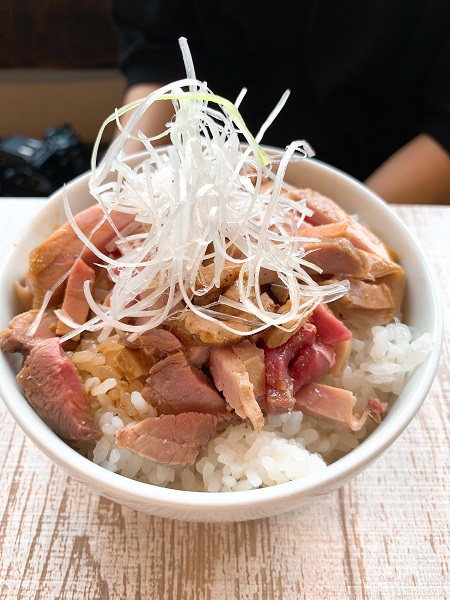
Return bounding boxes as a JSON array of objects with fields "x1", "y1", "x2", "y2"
[{"x1": 56, "y1": 37, "x2": 348, "y2": 341}]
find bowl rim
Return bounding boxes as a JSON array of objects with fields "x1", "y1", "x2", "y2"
[{"x1": 0, "y1": 153, "x2": 443, "y2": 512}]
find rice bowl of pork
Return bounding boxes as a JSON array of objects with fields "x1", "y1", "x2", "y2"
[{"x1": 0, "y1": 151, "x2": 442, "y2": 522}]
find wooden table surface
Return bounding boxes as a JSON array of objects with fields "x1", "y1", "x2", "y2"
[{"x1": 0, "y1": 199, "x2": 449, "y2": 600}]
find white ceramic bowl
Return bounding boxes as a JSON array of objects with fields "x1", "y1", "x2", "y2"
[{"x1": 0, "y1": 155, "x2": 442, "y2": 522}]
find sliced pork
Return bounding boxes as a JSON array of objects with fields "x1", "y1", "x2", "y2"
[
  {"x1": 209, "y1": 346, "x2": 264, "y2": 431},
  {"x1": 290, "y1": 342, "x2": 335, "y2": 394},
  {"x1": 330, "y1": 338, "x2": 353, "y2": 377},
  {"x1": 193, "y1": 260, "x2": 241, "y2": 306},
  {"x1": 367, "y1": 397, "x2": 389, "y2": 424},
  {"x1": 330, "y1": 277, "x2": 401, "y2": 328},
  {"x1": 264, "y1": 322, "x2": 317, "y2": 413},
  {"x1": 170, "y1": 310, "x2": 246, "y2": 346},
  {"x1": 56, "y1": 257, "x2": 95, "y2": 336},
  {"x1": 137, "y1": 328, "x2": 183, "y2": 360},
  {"x1": 22, "y1": 205, "x2": 135, "y2": 309},
  {"x1": 16, "y1": 337, "x2": 100, "y2": 440},
  {"x1": 184, "y1": 344, "x2": 210, "y2": 367},
  {"x1": 291, "y1": 188, "x2": 393, "y2": 260},
  {"x1": 232, "y1": 341, "x2": 265, "y2": 400},
  {"x1": 116, "y1": 412, "x2": 217, "y2": 466},
  {"x1": 312, "y1": 303, "x2": 352, "y2": 345},
  {"x1": 142, "y1": 351, "x2": 227, "y2": 416},
  {"x1": 0, "y1": 309, "x2": 57, "y2": 355},
  {"x1": 290, "y1": 189, "x2": 406, "y2": 329},
  {"x1": 294, "y1": 383, "x2": 386, "y2": 431},
  {"x1": 303, "y1": 238, "x2": 370, "y2": 277}
]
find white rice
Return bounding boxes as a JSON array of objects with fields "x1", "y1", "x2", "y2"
[{"x1": 72, "y1": 320, "x2": 432, "y2": 492}]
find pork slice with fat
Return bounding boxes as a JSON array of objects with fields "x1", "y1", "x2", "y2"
[
  {"x1": 330, "y1": 278, "x2": 398, "y2": 328},
  {"x1": 303, "y1": 238, "x2": 370, "y2": 277},
  {"x1": 209, "y1": 346, "x2": 264, "y2": 431},
  {"x1": 291, "y1": 189, "x2": 392, "y2": 260},
  {"x1": 232, "y1": 341, "x2": 265, "y2": 400},
  {"x1": 116, "y1": 412, "x2": 217, "y2": 466},
  {"x1": 16, "y1": 337, "x2": 100, "y2": 440}
]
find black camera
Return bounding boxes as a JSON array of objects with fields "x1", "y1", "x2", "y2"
[{"x1": 0, "y1": 125, "x2": 90, "y2": 197}]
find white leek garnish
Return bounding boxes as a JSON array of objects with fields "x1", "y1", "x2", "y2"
[{"x1": 60, "y1": 38, "x2": 349, "y2": 340}]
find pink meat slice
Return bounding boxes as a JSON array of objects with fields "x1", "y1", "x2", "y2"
[
  {"x1": 56, "y1": 257, "x2": 95, "y2": 335},
  {"x1": 290, "y1": 342, "x2": 336, "y2": 394},
  {"x1": 0, "y1": 309, "x2": 57, "y2": 355},
  {"x1": 312, "y1": 303, "x2": 352, "y2": 346},
  {"x1": 294, "y1": 382, "x2": 387, "y2": 431},
  {"x1": 142, "y1": 351, "x2": 227, "y2": 416},
  {"x1": 367, "y1": 397, "x2": 389, "y2": 424},
  {"x1": 209, "y1": 346, "x2": 264, "y2": 431},
  {"x1": 303, "y1": 238, "x2": 370, "y2": 277},
  {"x1": 25, "y1": 205, "x2": 136, "y2": 309},
  {"x1": 116, "y1": 412, "x2": 217, "y2": 466},
  {"x1": 264, "y1": 322, "x2": 317, "y2": 414},
  {"x1": 299, "y1": 222, "x2": 349, "y2": 239},
  {"x1": 291, "y1": 189, "x2": 392, "y2": 260},
  {"x1": 16, "y1": 337, "x2": 100, "y2": 440}
]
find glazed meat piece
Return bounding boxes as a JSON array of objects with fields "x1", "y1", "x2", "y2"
[
  {"x1": 16, "y1": 337, "x2": 100, "y2": 440},
  {"x1": 329, "y1": 277, "x2": 405, "y2": 328},
  {"x1": 137, "y1": 328, "x2": 183, "y2": 360},
  {"x1": 19, "y1": 205, "x2": 135, "y2": 309},
  {"x1": 142, "y1": 351, "x2": 227, "y2": 416},
  {"x1": 0, "y1": 309, "x2": 57, "y2": 355},
  {"x1": 303, "y1": 237, "x2": 370, "y2": 277},
  {"x1": 116, "y1": 412, "x2": 217, "y2": 466},
  {"x1": 170, "y1": 310, "x2": 247, "y2": 346},
  {"x1": 291, "y1": 188, "x2": 393, "y2": 259},
  {"x1": 193, "y1": 260, "x2": 241, "y2": 306},
  {"x1": 209, "y1": 346, "x2": 264, "y2": 431},
  {"x1": 232, "y1": 341, "x2": 265, "y2": 400},
  {"x1": 289, "y1": 189, "x2": 406, "y2": 328}
]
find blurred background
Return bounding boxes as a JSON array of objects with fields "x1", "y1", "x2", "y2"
[{"x1": 0, "y1": 0, "x2": 123, "y2": 196}]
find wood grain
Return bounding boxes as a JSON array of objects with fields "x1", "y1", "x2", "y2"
[{"x1": 1, "y1": 203, "x2": 449, "y2": 600}]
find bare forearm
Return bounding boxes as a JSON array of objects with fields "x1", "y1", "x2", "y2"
[
  {"x1": 365, "y1": 134, "x2": 450, "y2": 204},
  {"x1": 115, "y1": 83, "x2": 175, "y2": 154}
]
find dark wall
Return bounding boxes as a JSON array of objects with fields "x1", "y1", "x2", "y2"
[{"x1": 0, "y1": 0, "x2": 119, "y2": 69}]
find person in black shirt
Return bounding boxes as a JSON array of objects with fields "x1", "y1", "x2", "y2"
[{"x1": 110, "y1": 0, "x2": 450, "y2": 203}]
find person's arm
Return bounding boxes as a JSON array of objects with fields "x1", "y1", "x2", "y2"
[
  {"x1": 365, "y1": 134, "x2": 450, "y2": 204},
  {"x1": 114, "y1": 83, "x2": 175, "y2": 154}
]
